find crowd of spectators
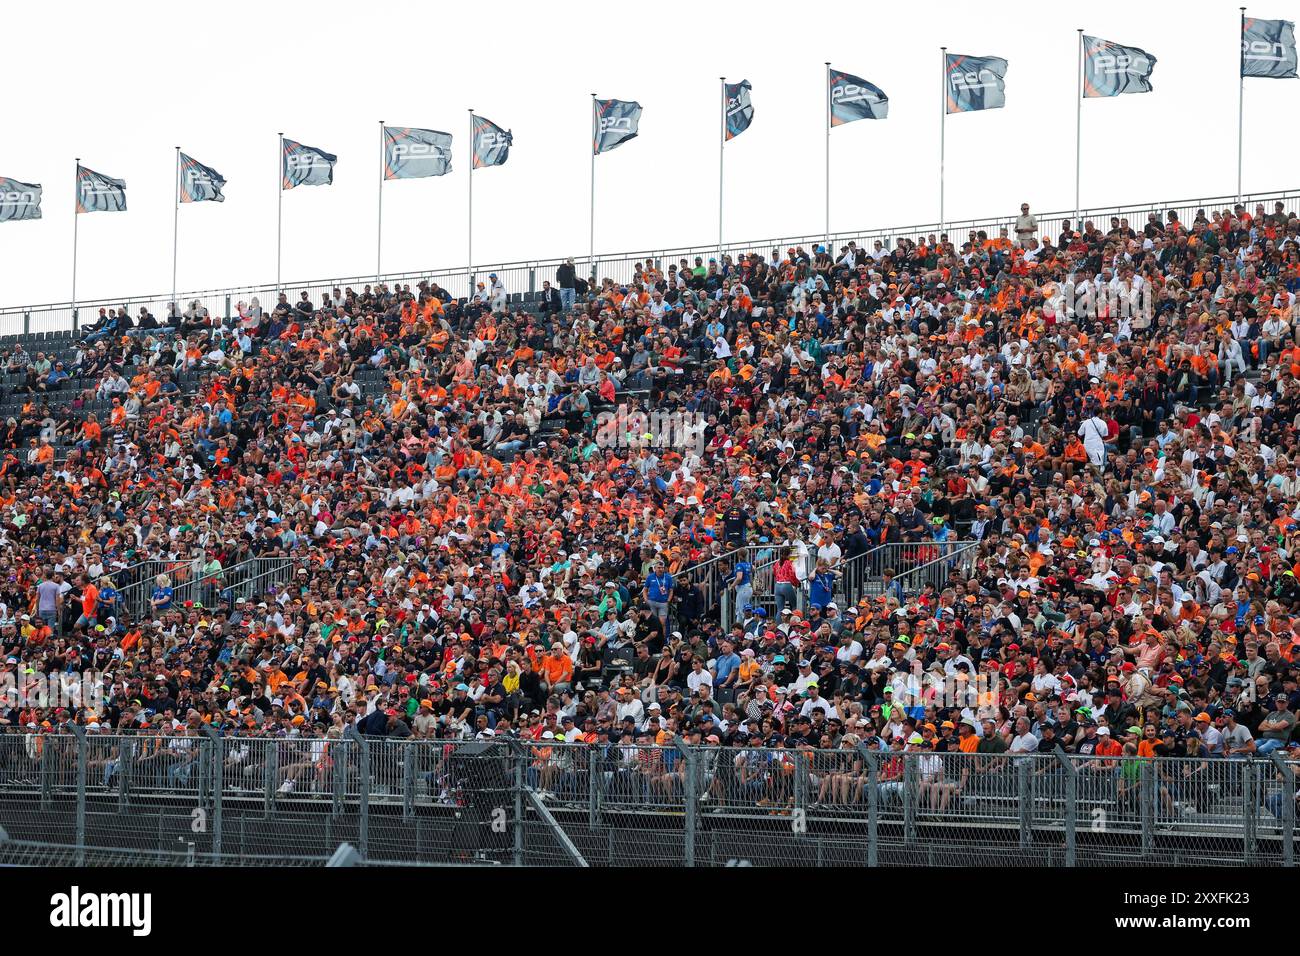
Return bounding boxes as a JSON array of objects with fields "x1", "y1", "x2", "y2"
[{"x1": 0, "y1": 199, "x2": 1298, "y2": 816}]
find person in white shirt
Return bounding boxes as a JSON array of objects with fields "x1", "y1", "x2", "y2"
[{"x1": 1009, "y1": 717, "x2": 1039, "y2": 755}]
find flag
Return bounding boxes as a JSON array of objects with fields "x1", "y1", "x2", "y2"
[
  {"x1": 944, "y1": 53, "x2": 1008, "y2": 113},
  {"x1": 593, "y1": 99, "x2": 642, "y2": 154},
  {"x1": 383, "y1": 127, "x2": 453, "y2": 179},
  {"x1": 0, "y1": 177, "x2": 41, "y2": 222},
  {"x1": 828, "y1": 68, "x2": 889, "y2": 125},
  {"x1": 724, "y1": 80, "x2": 755, "y2": 139},
  {"x1": 1243, "y1": 18, "x2": 1298, "y2": 78},
  {"x1": 76, "y1": 165, "x2": 126, "y2": 213},
  {"x1": 282, "y1": 139, "x2": 337, "y2": 189},
  {"x1": 471, "y1": 116, "x2": 512, "y2": 169},
  {"x1": 1083, "y1": 36, "x2": 1157, "y2": 96},
  {"x1": 178, "y1": 152, "x2": 226, "y2": 203}
]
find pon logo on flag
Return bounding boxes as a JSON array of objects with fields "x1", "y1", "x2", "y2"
[
  {"x1": 829, "y1": 69, "x2": 889, "y2": 125},
  {"x1": 282, "y1": 139, "x2": 337, "y2": 189},
  {"x1": 1242, "y1": 18, "x2": 1298, "y2": 78},
  {"x1": 724, "y1": 80, "x2": 755, "y2": 140},
  {"x1": 593, "y1": 99, "x2": 642, "y2": 154},
  {"x1": 1083, "y1": 36, "x2": 1157, "y2": 96},
  {"x1": 0, "y1": 177, "x2": 41, "y2": 222},
  {"x1": 76, "y1": 165, "x2": 126, "y2": 213},
  {"x1": 471, "y1": 116, "x2": 512, "y2": 169},
  {"x1": 944, "y1": 53, "x2": 1008, "y2": 113},
  {"x1": 383, "y1": 127, "x2": 453, "y2": 179},
  {"x1": 179, "y1": 153, "x2": 226, "y2": 202}
]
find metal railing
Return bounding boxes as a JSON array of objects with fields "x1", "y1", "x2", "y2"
[
  {"x1": 5, "y1": 187, "x2": 1299, "y2": 337},
  {"x1": 116, "y1": 556, "x2": 295, "y2": 620},
  {"x1": 1, "y1": 733, "x2": 1291, "y2": 866}
]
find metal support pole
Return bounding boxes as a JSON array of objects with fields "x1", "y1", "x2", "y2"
[
  {"x1": 71, "y1": 724, "x2": 86, "y2": 867},
  {"x1": 347, "y1": 727, "x2": 370, "y2": 861},
  {"x1": 377, "y1": 121, "x2": 384, "y2": 281},
  {"x1": 117, "y1": 737, "x2": 131, "y2": 811},
  {"x1": 676, "y1": 739, "x2": 697, "y2": 867},
  {"x1": 939, "y1": 49, "x2": 947, "y2": 233},
  {"x1": 172, "y1": 146, "x2": 181, "y2": 308},
  {"x1": 205, "y1": 727, "x2": 222, "y2": 859},
  {"x1": 276, "y1": 133, "x2": 284, "y2": 292},
  {"x1": 824, "y1": 63, "x2": 831, "y2": 249},
  {"x1": 590, "y1": 94, "x2": 598, "y2": 289},
  {"x1": 1075, "y1": 30, "x2": 1084, "y2": 225},
  {"x1": 1056, "y1": 746, "x2": 1077, "y2": 867},
  {"x1": 857, "y1": 743, "x2": 879, "y2": 868},
  {"x1": 72, "y1": 158, "x2": 80, "y2": 315},
  {"x1": 467, "y1": 109, "x2": 474, "y2": 295},
  {"x1": 264, "y1": 741, "x2": 278, "y2": 815},
  {"x1": 402, "y1": 742, "x2": 415, "y2": 819},
  {"x1": 1270, "y1": 752, "x2": 1295, "y2": 867},
  {"x1": 1238, "y1": 7, "x2": 1247, "y2": 202},
  {"x1": 514, "y1": 745, "x2": 525, "y2": 867},
  {"x1": 1017, "y1": 758, "x2": 1033, "y2": 849},
  {"x1": 719, "y1": 77, "x2": 726, "y2": 260},
  {"x1": 1243, "y1": 760, "x2": 1258, "y2": 864},
  {"x1": 903, "y1": 754, "x2": 916, "y2": 842},
  {"x1": 1140, "y1": 761, "x2": 1154, "y2": 856}
]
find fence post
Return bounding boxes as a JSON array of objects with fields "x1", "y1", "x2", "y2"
[
  {"x1": 72, "y1": 308, "x2": 79, "y2": 333},
  {"x1": 224, "y1": 295, "x2": 231, "y2": 322},
  {"x1": 402, "y1": 743, "x2": 415, "y2": 820},
  {"x1": 39, "y1": 734, "x2": 51, "y2": 810},
  {"x1": 332, "y1": 736, "x2": 346, "y2": 818},
  {"x1": 201, "y1": 725, "x2": 222, "y2": 859},
  {"x1": 587, "y1": 745, "x2": 599, "y2": 828},
  {"x1": 346, "y1": 727, "x2": 369, "y2": 861},
  {"x1": 1139, "y1": 762, "x2": 1154, "y2": 857},
  {"x1": 857, "y1": 743, "x2": 879, "y2": 868},
  {"x1": 118, "y1": 737, "x2": 132, "y2": 811},
  {"x1": 1243, "y1": 760, "x2": 1258, "y2": 865},
  {"x1": 263, "y1": 741, "x2": 278, "y2": 816},
  {"x1": 903, "y1": 754, "x2": 916, "y2": 842},
  {"x1": 70, "y1": 724, "x2": 86, "y2": 867},
  {"x1": 23, "y1": 311, "x2": 30, "y2": 336},
  {"x1": 513, "y1": 742, "x2": 525, "y2": 867},
  {"x1": 528, "y1": 268, "x2": 536, "y2": 296},
  {"x1": 675, "y1": 739, "x2": 697, "y2": 868},
  {"x1": 1269, "y1": 753, "x2": 1295, "y2": 868},
  {"x1": 1055, "y1": 747, "x2": 1077, "y2": 867},
  {"x1": 1017, "y1": 758, "x2": 1033, "y2": 849}
]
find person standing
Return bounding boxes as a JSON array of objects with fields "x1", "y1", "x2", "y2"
[
  {"x1": 1014, "y1": 203, "x2": 1038, "y2": 248},
  {"x1": 556, "y1": 258, "x2": 577, "y2": 312}
]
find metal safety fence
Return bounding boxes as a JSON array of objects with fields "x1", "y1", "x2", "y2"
[
  {"x1": 4, "y1": 188, "x2": 1299, "y2": 336},
  {"x1": 0, "y1": 733, "x2": 1292, "y2": 867}
]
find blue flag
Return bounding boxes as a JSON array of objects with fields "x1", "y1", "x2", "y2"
[
  {"x1": 282, "y1": 139, "x2": 337, "y2": 189},
  {"x1": 593, "y1": 99, "x2": 642, "y2": 154},
  {"x1": 1083, "y1": 37, "x2": 1157, "y2": 96},
  {"x1": 0, "y1": 177, "x2": 41, "y2": 222},
  {"x1": 178, "y1": 153, "x2": 226, "y2": 203},
  {"x1": 829, "y1": 69, "x2": 888, "y2": 125},
  {"x1": 471, "y1": 116, "x2": 512, "y2": 169},
  {"x1": 76, "y1": 165, "x2": 126, "y2": 213},
  {"x1": 724, "y1": 80, "x2": 754, "y2": 140},
  {"x1": 945, "y1": 53, "x2": 1008, "y2": 113},
  {"x1": 383, "y1": 127, "x2": 453, "y2": 179},
  {"x1": 1243, "y1": 18, "x2": 1298, "y2": 78}
]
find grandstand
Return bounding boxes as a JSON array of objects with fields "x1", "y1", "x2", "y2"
[{"x1": 0, "y1": 188, "x2": 1297, "y2": 869}]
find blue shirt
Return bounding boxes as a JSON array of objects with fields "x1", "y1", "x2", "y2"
[
  {"x1": 645, "y1": 572, "x2": 675, "y2": 603},
  {"x1": 714, "y1": 652, "x2": 741, "y2": 684},
  {"x1": 733, "y1": 561, "x2": 753, "y2": 586}
]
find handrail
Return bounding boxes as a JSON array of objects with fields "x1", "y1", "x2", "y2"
[{"x1": 5, "y1": 186, "x2": 1300, "y2": 329}]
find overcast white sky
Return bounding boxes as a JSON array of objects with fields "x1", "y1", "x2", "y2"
[{"x1": 0, "y1": 0, "x2": 1294, "y2": 307}]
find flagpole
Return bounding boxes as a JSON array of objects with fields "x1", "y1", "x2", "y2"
[
  {"x1": 276, "y1": 132, "x2": 283, "y2": 292},
  {"x1": 72, "y1": 158, "x2": 80, "y2": 322},
  {"x1": 824, "y1": 62, "x2": 831, "y2": 249},
  {"x1": 1075, "y1": 29, "x2": 1084, "y2": 226},
  {"x1": 719, "y1": 77, "x2": 725, "y2": 261},
  {"x1": 172, "y1": 146, "x2": 181, "y2": 309},
  {"x1": 1238, "y1": 6, "x2": 1247, "y2": 202},
  {"x1": 377, "y1": 121, "x2": 384, "y2": 281},
  {"x1": 939, "y1": 47, "x2": 947, "y2": 233},
  {"x1": 468, "y1": 108, "x2": 475, "y2": 296},
  {"x1": 590, "y1": 93, "x2": 597, "y2": 287}
]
